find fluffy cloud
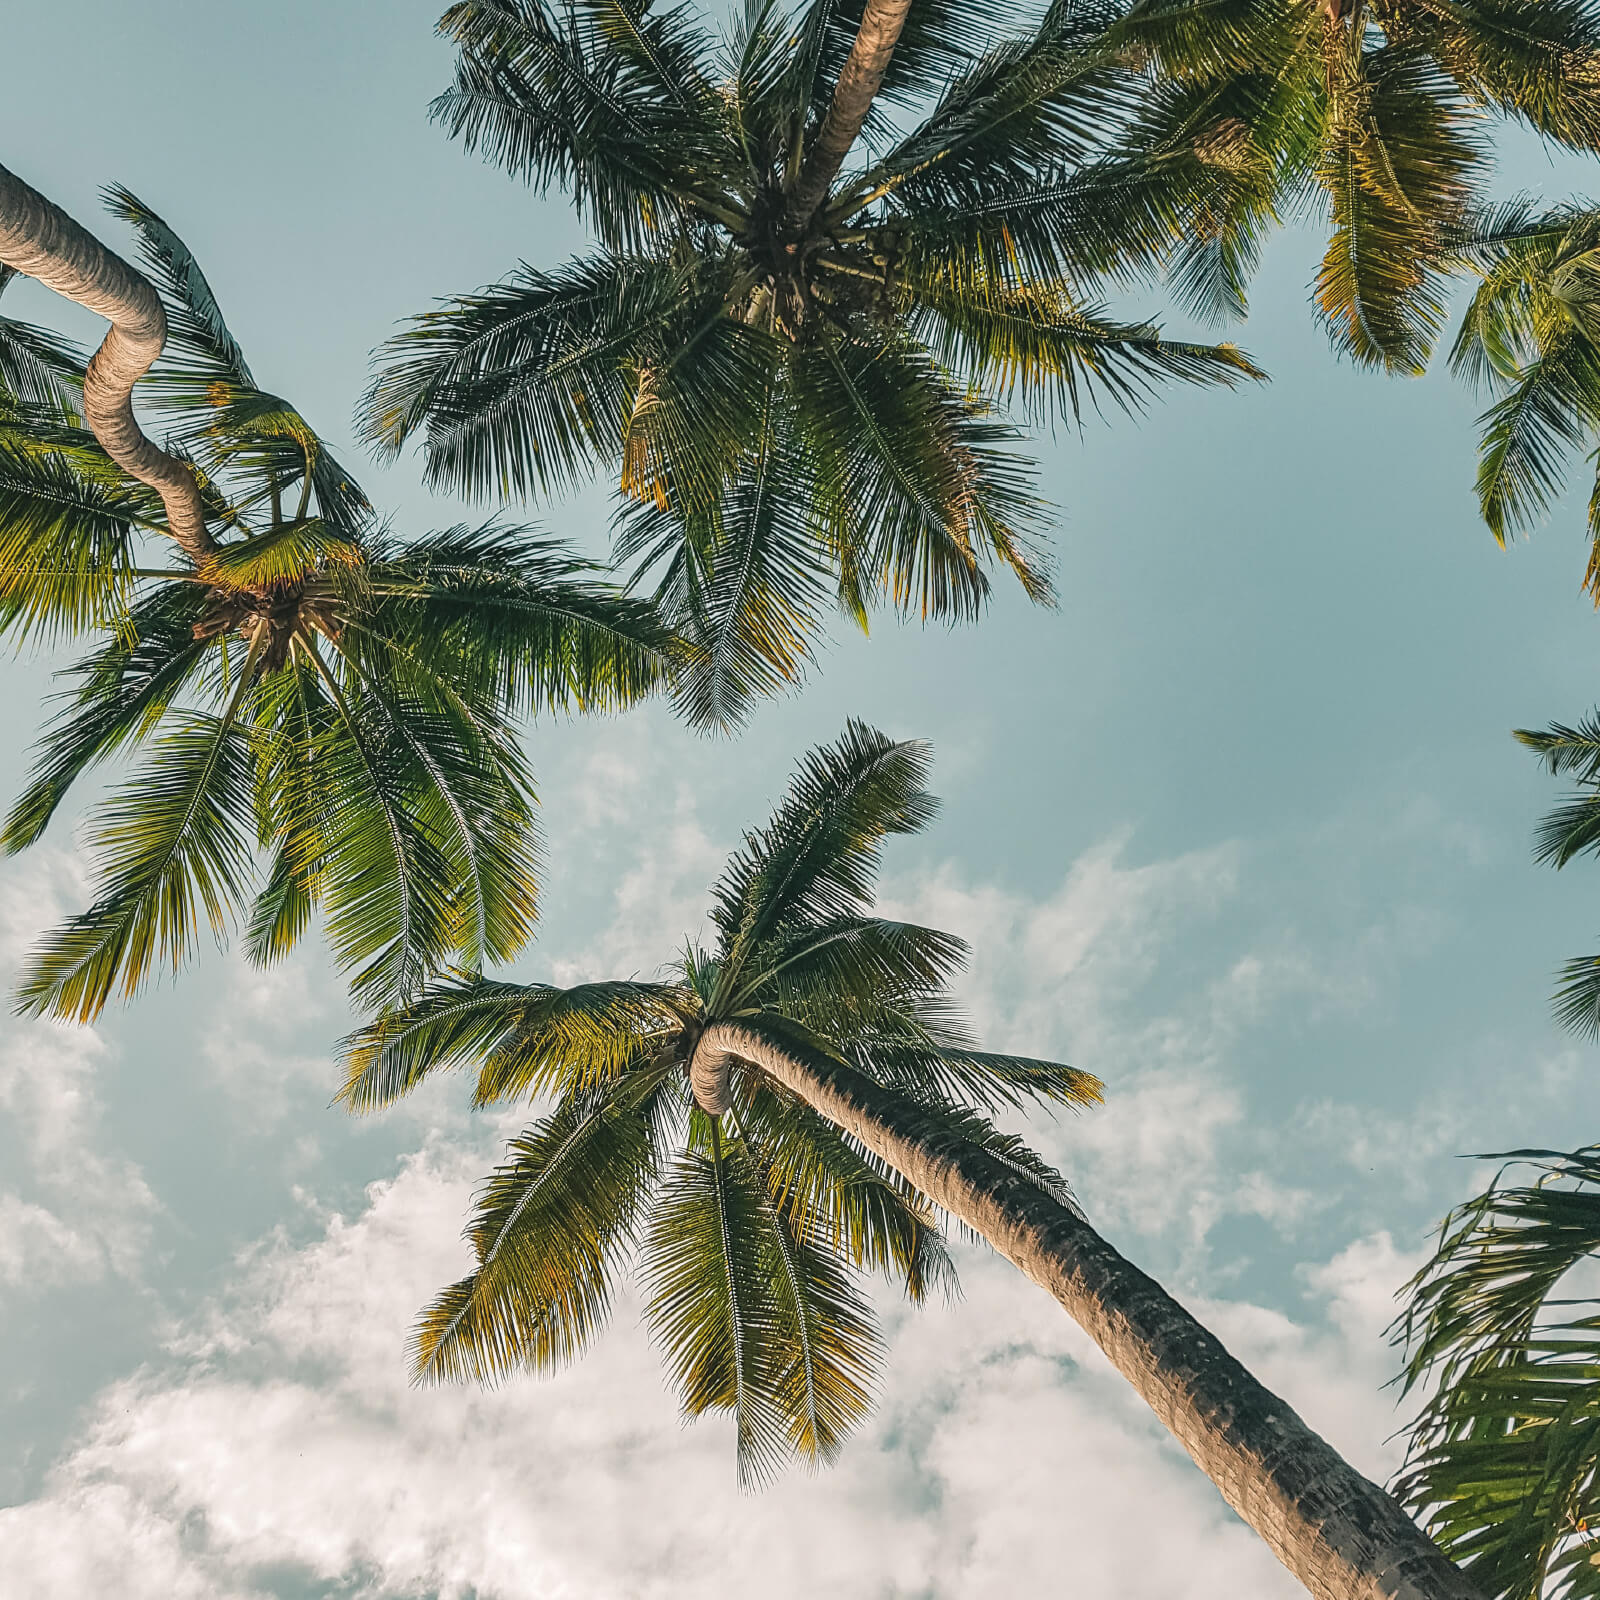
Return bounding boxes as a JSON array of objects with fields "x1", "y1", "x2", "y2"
[
  {"x1": 0, "y1": 795, "x2": 1530, "y2": 1600},
  {"x1": 0, "y1": 855, "x2": 157, "y2": 1299},
  {"x1": 1, "y1": 1134, "x2": 1434, "y2": 1600}
]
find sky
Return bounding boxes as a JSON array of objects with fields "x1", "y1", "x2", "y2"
[{"x1": 3, "y1": 4, "x2": 1600, "y2": 1597}]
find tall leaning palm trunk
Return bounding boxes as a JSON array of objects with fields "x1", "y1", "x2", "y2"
[
  {"x1": 0, "y1": 160, "x2": 214, "y2": 565},
  {"x1": 691, "y1": 1022, "x2": 1482, "y2": 1600}
]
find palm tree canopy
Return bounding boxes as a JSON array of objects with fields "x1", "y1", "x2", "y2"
[
  {"x1": 361, "y1": 0, "x2": 1262, "y2": 727},
  {"x1": 342, "y1": 720, "x2": 1100, "y2": 1484},
  {"x1": 1395, "y1": 1145, "x2": 1600, "y2": 1600},
  {"x1": 0, "y1": 188, "x2": 677, "y2": 1022},
  {"x1": 1106, "y1": 0, "x2": 1600, "y2": 374}
]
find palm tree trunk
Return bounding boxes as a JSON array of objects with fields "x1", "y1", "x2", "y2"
[
  {"x1": 0, "y1": 161, "x2": 215, "y2": 566},
  {"x1": 786, "y1": 0, "x2": 914, "y2": 227},
  {"x1": 692, "y1": 1022, "x2": 1482, "y2": 1600}
]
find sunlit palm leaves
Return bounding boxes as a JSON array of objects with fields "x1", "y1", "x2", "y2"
[
  {"x1": 1395, "y1": 1147, "x2": 1600, "y2": 1600},
  {"x1": 1511, "y1": 714, "x2": 1600, "y2": 1039},
  {"x1": 343, "y1": 721, "x2": 1099, "y2": 1483},
  {"x1": 1109, "y1": 0, "x2": 1600, "y2": 373},
  {"x1": 1445, "y1": 201, "x2": 1600, "y2": 576},
  {"x1": 1, "y1": 190, "x2": 675, "y2": 1020},
  {"x1": 362, "y1": 0, "x2": 1260, "y2": 725}
]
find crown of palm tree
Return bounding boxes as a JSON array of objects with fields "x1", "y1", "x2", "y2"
[
  {"x1": 360, "y1": 0, "x2": 1261, "y2": 727},
  {"x1": 1107, "y1": 0, "x2": 1600, "y2": 375},
  {"x1": 1395, "y1": 1145, "x2": 1600, "y2": 1600},
  {"x1": 0, "y1": 188, "x2": 676, "y2": 1022},
  {"x1": 341, "y1": 720, "x2": 1099, "y2": 1484}
]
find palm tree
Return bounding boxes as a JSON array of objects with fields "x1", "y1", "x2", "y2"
[
  {"x1": 1395, "y1": 1145, "x2": 1600, "y2": 1600},
  {"x1": 1106, "y1": 0, "x2": 1600, "y2": 375},
  {"x1": 359, "y1": 0, "x2": 1261, "y2": 726},
  {"x1": 345, "y1": 721, "x2": 1481, "y2": 1599},
  {"x1": 0, "y1": 167, "x2": 674, "y2": 1021}
]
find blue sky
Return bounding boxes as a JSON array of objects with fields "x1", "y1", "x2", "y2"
[{"x1": 4, "y1": 4, "x2": 1600, "y2": 1596}]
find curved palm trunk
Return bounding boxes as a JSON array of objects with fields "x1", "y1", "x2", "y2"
[
  {"x1": 786, "y1": 0, "x2": 915, "y2": 227},
  {"x1": 692, "y1": 1023, "x2": 1482, "y2": 1600},
  {"x1": 0, "y1": 161, "x2": 215, "y2": 566}
]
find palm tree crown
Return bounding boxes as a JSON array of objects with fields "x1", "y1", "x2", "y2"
[
  {"x1": 361, "y1": 0, "x2": 1260, "y2": 726},
  {"x1": 1109, "y1": 0, "x2": 1600, "y2": 375},
  {"x1": 0, "y1": 188, "x2": 674, "y2": 1021},
  {"x1": 342, "y1": 721, "x2": 1099, "y2": 1483}
]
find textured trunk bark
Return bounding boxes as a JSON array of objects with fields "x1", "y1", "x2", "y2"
[
  {"x1": 691, "y1": 1023, "x2": 1482, "y2": 1600},
  {"x1": 786, "y1": 0, "x2": 915, "y2": 226},
  {"x1": 0, "y1": 161, "x2": 215, "y2": 565}
]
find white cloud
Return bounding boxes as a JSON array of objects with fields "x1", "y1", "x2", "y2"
[
  {"x1": 0, "y1": 1132, "x2": 1437, "y2": 1600},
  {"x1": 0, "y1": 854, "x2": 157, "y2": 1298},
  {"x1": 0, "y1": 808, "x2": 1522, "y2": 1600}
]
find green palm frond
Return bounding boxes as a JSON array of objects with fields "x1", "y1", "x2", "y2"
[
  {"x1": 357, "y1": 522, "x2": 676, "y2": 718},
  {"x1": 642, "y1": 1120, "x2": 880, "y2": 1486},
  {"x1": 709, "y1": 720, "x2": 937, "y2": 1002},
  {"x1": 858, "y1": 1038, "x2": 1105, "y2": 1115},
  {"x1": 1471, "y1": 334, "x2": 1600, "y2": 544},
  {"x1": 15, "y1": 695, "x2": 261, "y2": 1022},
  {"x1": 617, "y1": 381, "x2": 831, "y2": 729},
  {"x1": 0, "y1": 436, "x2": 158, "y2": 642},
  {"x1": 842, "y1": 0, "x2": 1135, "y2": 220},
  {"x1": 283, "y1": 653, "x2": 504, "y2": 1011},
  {"x1": 1316, "y1": 45, "x2": 1481, "y2": 374},
  {"x1": 910, "y1": 274, "x2": 1262, "y2": 421},
  {"x1": 792, "y1": 328, "x2": 1050, "y2": 620},
  {"x1": 739, "y1": 1078, "x2": 958, "y2": 1303},
  {"x1": 1513, "y1": 715, "x2": 1600, "y2": 1039},
  {"x1": 362, "y1": 254, "x2": 693, "y2": 493},
  {"x1": 0, "y1": 269, "x2": 85, "y2": 411},
  {"x1": 432, "y1": 0, "x2": 741, "y2": 257},
  {"x1": 205, "y1": 518, "x2": 364, "y2": 589},
  {"x1": 1395, "y1": 1147, "x2": 1600, "y2": 1600},
  {"x1": 2, "y1": 587, "x2": 212, "y2": 852},
  {"x1": 1376, "y1": 0, "x2": 1600, "y2": 153},
  {"x1": 734, "y1": 1007, "x2": 1086, "y2": 1220},
  {"x1": 464, "y1": 980, "x2": 689, "y2": 1104},
  {"x1": 1445, "y1": 202, "x2": 1600, "y2": 557},
  {"x1": 415, "y1": 1065, "x2": 678, "y2": 1384},
  {"x1": 103, "y1": 184, "x2": 254, "y2": 385}
]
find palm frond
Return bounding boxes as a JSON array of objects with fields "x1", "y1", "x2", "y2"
[
  {"x1": 740, "y1": 1078, "x2": 958, "y2": 1303},
  {"x1": 0, "y1": 282, "x2": 85, "y2": 412},
  {"x1": 362, "y1": 253, "x2": 689, "y2": 494},
  {"x1": 0, "y1": 436, "x2": 157, "y2": 643},
  {"x1": 792, "y1": 327, "x2": 1050, "y2": 620},
  {"x1": 362, "y1": 522, "x2": 676, "y2": 718},
  {"x1": 617, "y1": 381, "x2": 831, "y2": 730},
  {"x1": 433, "y1": 0, "x2": 737, "y2": 249},
  {"x1": 709, "y1": 721, "x2": 938, "y2": 1001},
  {"x1": 1395, "y1": 1146, "x2": 1600, "y2": 1600},
  {"x1": 414, "y1": 1066, "x2": 676, "y2": 1384},
  {"x1": 1315, "y1": 45, "x2": 1482, "y2": 374},
  {"x1": 1379, "y1": 0, "x2": 1600, "y2": 153},
  {"x1": 911, "y1": 274, "x2": 1262, "y2": 423},
  {"x1": 14, "y1": 700, "x2": 260, "y2": 1022},
  {"x1": 103, "y1": 184, "x2": 254, "y2": 384}
]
